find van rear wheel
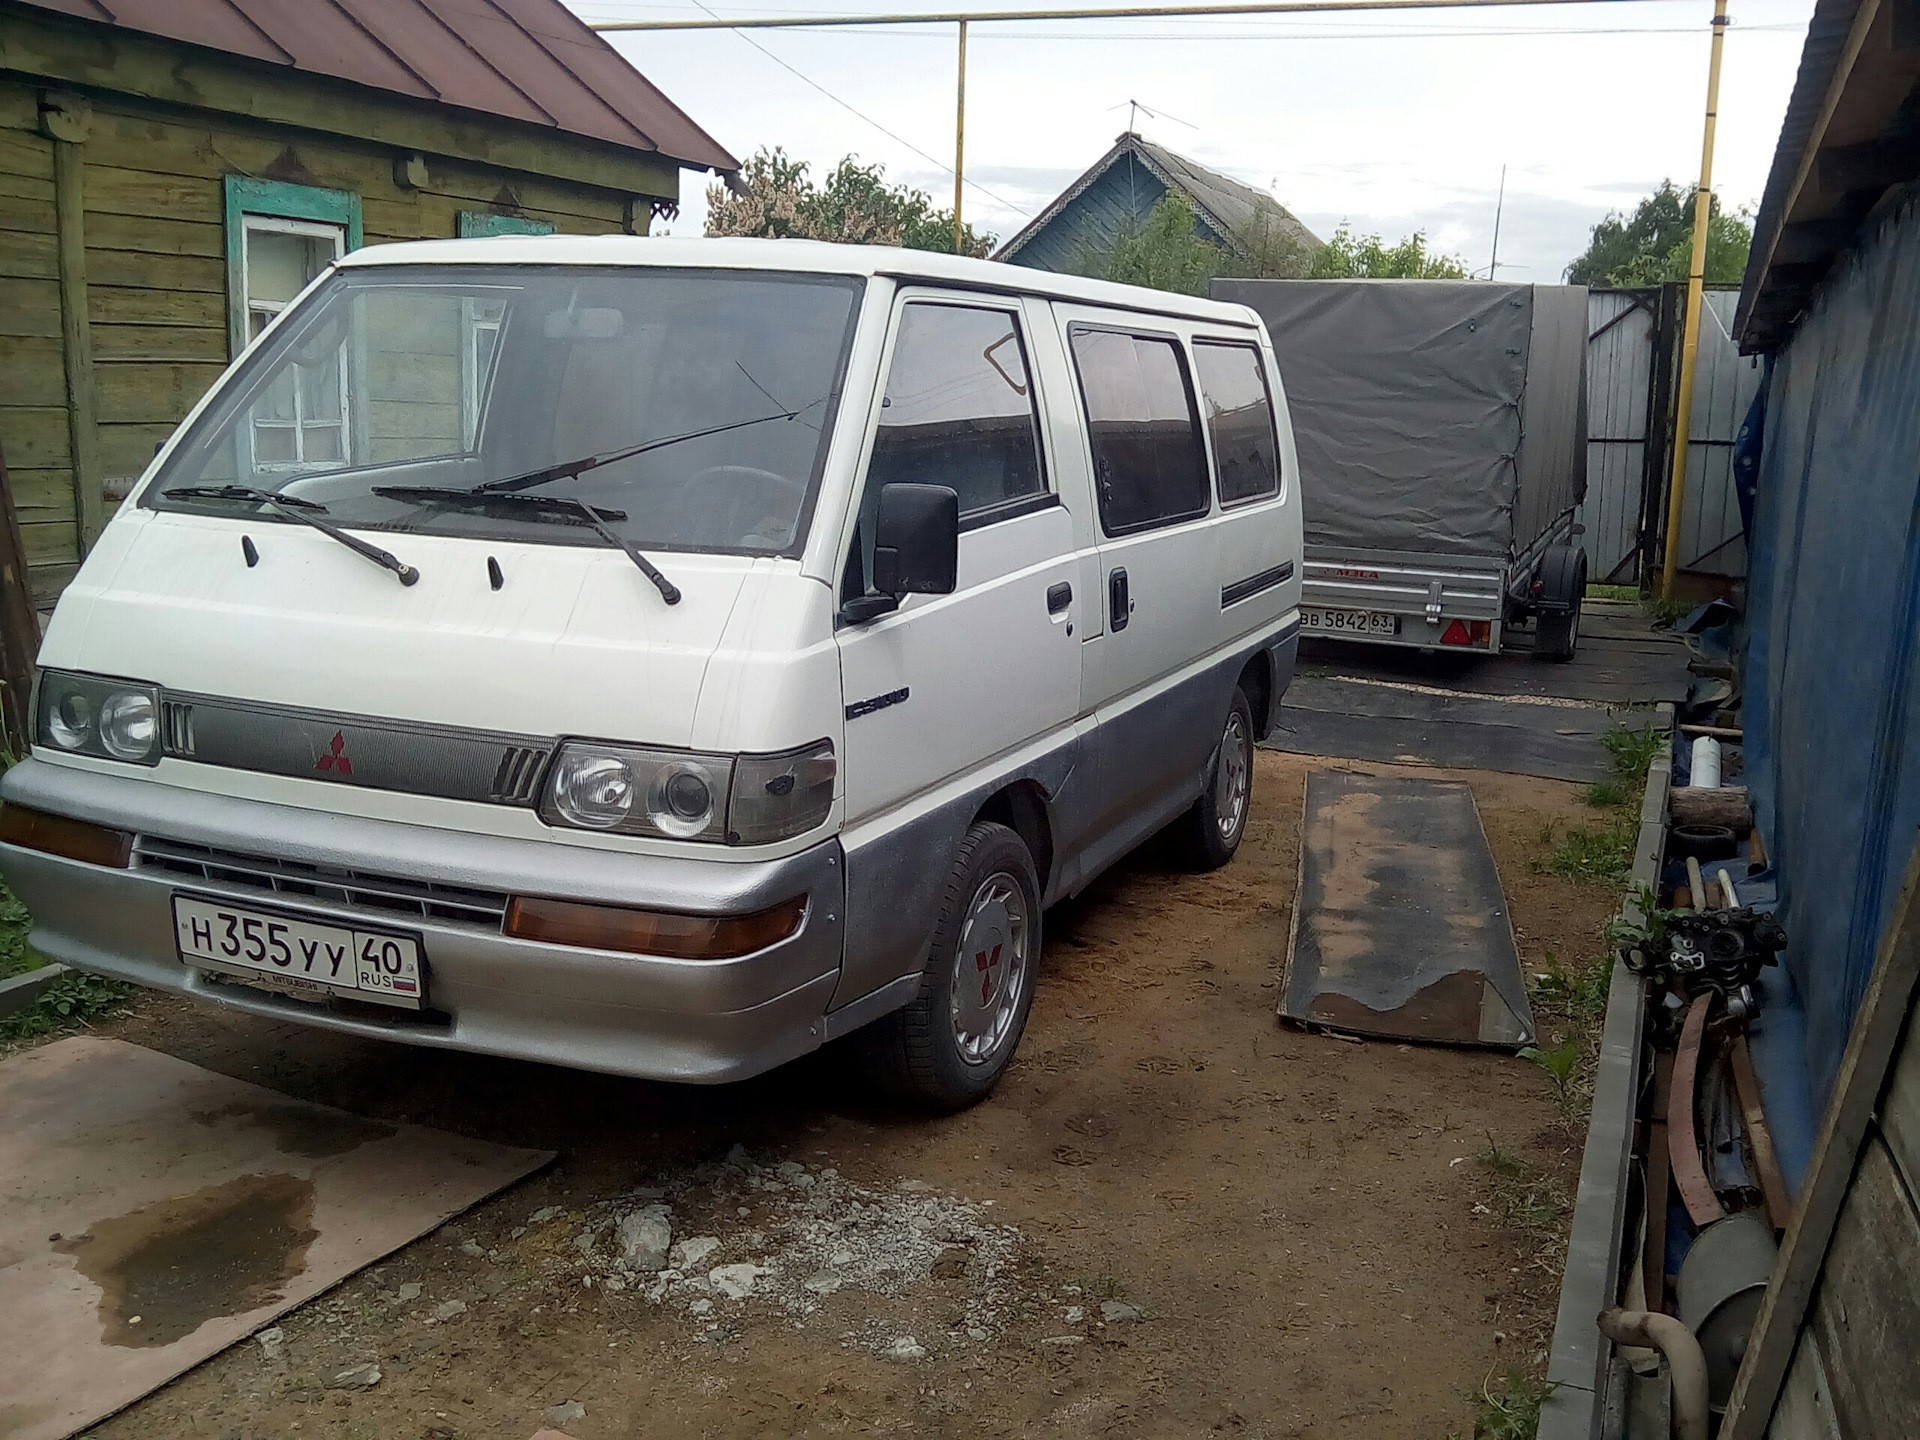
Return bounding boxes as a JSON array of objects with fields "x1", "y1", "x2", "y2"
[
  {"x1": 1168, "y1": 685, "x2": 1255, "y2": 871},
  {"x1": 854, "y1": 821, "x2": 1040, "y2": 1112}
]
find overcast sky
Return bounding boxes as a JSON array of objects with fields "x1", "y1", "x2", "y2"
[{"x1": 573, "y1": 0, "x2": 1815, "y2": 281}]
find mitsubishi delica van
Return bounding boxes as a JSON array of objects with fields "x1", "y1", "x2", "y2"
[{"x1": 0, "y1": 237, "x2": 1302, "y2": 1110}]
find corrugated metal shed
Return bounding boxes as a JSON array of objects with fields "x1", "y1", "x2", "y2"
[
  {"x1": 995, "y1": 132, "x2": 1318, "y2": 271},
  {"x1": 14, "y1": 0, "x2": 738, "y2": 172}
]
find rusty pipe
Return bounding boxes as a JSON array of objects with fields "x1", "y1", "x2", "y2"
[{"x1": 1598, "y1": 1308, "x2": 1710, "y2": 1440}]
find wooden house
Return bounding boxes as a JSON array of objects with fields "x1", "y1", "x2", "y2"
[
  {"x1": 0, "y1": 0, "x2": 738, "y2": 605},
  {"x1": 994, "y1": 132, "x2": 1320, "y2": 277}
]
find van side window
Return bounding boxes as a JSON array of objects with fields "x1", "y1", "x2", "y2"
[
  {"x1": 1193, "y1": 342, "x2": 1281, "y2": 506},
  {"x1": 1070, "y1": 329, "x2": 1209, "y2": 536},
  {"x1": 866, "y1": 303, "x2": 1046, "y2": 519}
]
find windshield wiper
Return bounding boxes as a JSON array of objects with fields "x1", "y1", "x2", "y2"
[
  {"x1": 164, "y1": 484, "x2": 420, "y2": 586},
  {"x1": 369, "y1": 486, "x2": 680, "y2": 605},
  {"x1": 474, "y1": 409, "x2": 803, "y2": 496}
]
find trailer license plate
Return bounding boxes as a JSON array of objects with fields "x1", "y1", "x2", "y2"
[
  {"x1": 172, "y1": 893, "x2": 425, "y2": 1009},
  {"x1": 1302, "y1": 607, "x2": 1398, "y2": 636}
]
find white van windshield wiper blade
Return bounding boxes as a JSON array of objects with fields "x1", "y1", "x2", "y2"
[
  {"x1": 473, "y1": 410, "x2": 801, "y2": 496},
  {"x1": 369, "y1": 486, "x2": 680, "y2": 605},
  {"x1": 165, "y1": 484, "x2": 420, "y2": 586}
]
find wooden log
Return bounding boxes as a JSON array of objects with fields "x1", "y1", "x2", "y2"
[
  {"x1": 1670, "y1": 785, "x2": 1753, "y2": 830},
  {"x1": 0, "y1": 439, "x2": 40, "y2": 754},
  {"x1": 1722, "y1": 836, "x2": 1920, "y2": 1437}
]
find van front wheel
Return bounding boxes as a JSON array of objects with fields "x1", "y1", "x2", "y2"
[
  {"x1": 855, "y1": 821, "x2": 1040, "y2": 1112},
  {"x1": 1168, "y1": 685, "x2": 1255, "y2": 871}
]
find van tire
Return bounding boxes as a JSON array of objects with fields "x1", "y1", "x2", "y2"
[
  {"x1": 854, "y1": 821, "x2": 1040, "y2": 1113},
  {"x1": 1168, "y1": 685, "x2": 1255, "y2": 871}
]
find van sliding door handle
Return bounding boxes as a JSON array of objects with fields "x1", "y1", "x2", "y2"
[
  {"x1": 1108, "y1": 567, "x2": 1130, "y2": 631},
  {"x1": 1046, "y1": 582, "x2": 1073, "y2": 614}
]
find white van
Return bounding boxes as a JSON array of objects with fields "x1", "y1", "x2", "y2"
[{"x1": 0, "y1": 238, "x2": 1301, "y2": 1109}]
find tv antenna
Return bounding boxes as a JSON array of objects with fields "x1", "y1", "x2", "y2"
[{"x1": 1110, "y1": 99, "x2": 1197, "y2": 135}]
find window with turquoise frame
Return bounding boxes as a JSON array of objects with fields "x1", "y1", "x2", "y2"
[
  {"x1": 453, "y1": 217, "x2": 553, "y2": 441},
  {"x1": 223, "y1": 178, "x2": 363, "y2": 471}
]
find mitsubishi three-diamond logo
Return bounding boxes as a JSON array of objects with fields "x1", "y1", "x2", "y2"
[{"x1": 316, "y1": 731, "x2": 354, "y2": 776}]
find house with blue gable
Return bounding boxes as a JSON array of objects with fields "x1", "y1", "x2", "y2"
[{"x1": 993, "y1": 132, "x2": 1319, "y2": 275}]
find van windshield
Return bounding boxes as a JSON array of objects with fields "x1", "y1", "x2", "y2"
[{"x1": 144, "y1": 266, "x2": 864, "y2": 557}]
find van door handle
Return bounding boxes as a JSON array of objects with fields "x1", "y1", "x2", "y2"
[
  {"x1": 1047, "y1": 582, "x2": 1072, "y2": 614},
  {"x1": 1109, "y1": 568, "x2": 1130, "y2": 631}
]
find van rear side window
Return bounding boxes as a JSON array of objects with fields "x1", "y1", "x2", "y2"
[
  {"x1": 1070, "y1": 329, "x2": 1209, "y2": 536},
  {"x1": 1193, "y1": 342, "x2": 1281, "y2": 506}
]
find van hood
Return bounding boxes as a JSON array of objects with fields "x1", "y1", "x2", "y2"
[{"x1": 45, "y1": 511, "x2": 757, "y2": 750}]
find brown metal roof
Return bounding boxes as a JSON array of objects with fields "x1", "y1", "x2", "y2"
[{"x1": 16, "y1": 0, "x2": 738, "y2": 173}]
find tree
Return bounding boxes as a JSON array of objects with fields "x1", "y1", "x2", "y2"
[
  {"x1": 705, "y1": 147, "x2": 994, "y2": 257},
  {"x1": 1565, "y1": 179, "x2": 1752, "y2": 287},
  {"x1": 1077, "y1": 194, "x2": 1228, "y2": 296},
  {"x1": 1308, "y1": 226, "x2": 1469, "y2": 279}
]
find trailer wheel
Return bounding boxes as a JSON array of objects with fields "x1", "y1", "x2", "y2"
[{"x1": 1535, "y1": 545, "x2": 1586, "y2": 662}]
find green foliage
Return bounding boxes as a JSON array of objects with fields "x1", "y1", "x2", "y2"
[
  {"x1": 1479, "y1": 1134, "x2": 1566, "y2": 1231},
  {"x1": 1586, "y1": 583, "x2": 1639, "y2": 602},
  {"x1": 1309, "y1": 224, "x2": 1469, "y2": 279},
  {"x1": 1644, "y1": 593, "x2": 1692, "y2": 626},
  {"x1": 1529, "y1": 952, "x2": 1613, "y2": 1026},
  {"x1": 0, "y1": 969, "x2": 130, "y2": 1042},
  {"x1": 0, "y1": 879, "x2": 38, "y2": 981},
  {"x1": 705, "y1": 146, "x2": 994, "y2": 257},
  {"x1": 1078, "y1": 194, "x2": 1230, "y2": 296},
  {"x1": 1602, "y1": 723, "x2": 1666, "y2": 782},
  {"x1": 1582, "y1": 779, "x2": 1631, "y2": 809},
  {"x1": 1565, "y1": 179, "x2": 1752, "y2": 287},
  {"x1": 1538, "y1": 815, "x2": 1636, "y2": 886},
  {"x1": 1454, "y1": 1369, "x2": 1556, "y2": 1440},
  {"x1": 1605, "y1": 881, "x2": 1677, "y2": 956},
  {"x1": 1518, "y1": 1037, "x2": 1580, "y2": 1113}
]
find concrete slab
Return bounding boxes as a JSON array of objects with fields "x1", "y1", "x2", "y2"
[{"x1": 0, "y1": 1036, "x2": 551, "y2": 1440}]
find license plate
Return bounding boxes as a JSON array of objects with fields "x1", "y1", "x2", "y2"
[
  {"x1": 172, "y1": 893, "x2": 425, "y2": 1010},
  {"x1": 1302, "y1": 606, "x2": 1399, "y2": 636}
]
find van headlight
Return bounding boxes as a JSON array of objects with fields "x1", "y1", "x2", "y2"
[
  {"x1": 540, "y1": 739, "x2": 834, "y2": 845},
  {"x1": 35, "y1": 671, "x2": 163, "y2": 766}
]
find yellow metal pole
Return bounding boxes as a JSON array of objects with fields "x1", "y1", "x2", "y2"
[
  {"x1": 953, "y1": 19, "x2": 968, "y2": 254},
  {"x1": 1660, "y1": 0, "x2": 1729, "y2": 599}
]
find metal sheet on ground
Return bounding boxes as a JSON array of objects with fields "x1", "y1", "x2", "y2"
[
  {"x1": 1280, "y1": 770, "x2": 1535, "y2": 1046},
  {"x1": 1272, "y1": 674, "x2": 1627, "y2": 783},
  {"x1": 0, "y1": 1037, "x2": 552, "y2": 1440}
]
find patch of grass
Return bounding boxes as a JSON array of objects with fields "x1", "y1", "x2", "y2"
[
  {"x1": 1529, "y1": 952, "x2": 1612, "y2": 1027},
  {"x1": 0, "y1": 967, "x2": 132, "y2": 1042},
  {"x1": 1535, "y1": 813, "x2": 1635, "y2": 886},
  {"x1": 1643, "y1": 594, "x2": 1691, "y2": 626},
  {"x1": 1581, "y1": 779, "x2": 1631, "y2": 809},
  {"x1": 0, "y1": 879, "x2": 41, "y2": 981},
  {"x1": 1517, "y1": 1037, "x2": 1580, "y2": 1116},
  {"x1": 1601, "y1": 723, "x2": 1666, "y2": 782},
  {"x1": 1452, "y1": 1369, "x2": 1556, "y2": 1440},
  {"x1": 1480, "y1": 1135, "x2": 1567, "y2": 1232},
  {"x1": 1586, "y1": 583, "x2": 1638, "y2": 602}
]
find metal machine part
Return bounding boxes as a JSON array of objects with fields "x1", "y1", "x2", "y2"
[{"x1": 1676, "y1": 1211, "x2": 1779, "y2": 1414}]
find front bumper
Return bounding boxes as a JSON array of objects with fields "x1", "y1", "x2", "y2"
[{"x1": 0, "y1": 758, "x2": 846, "y2": 1083}]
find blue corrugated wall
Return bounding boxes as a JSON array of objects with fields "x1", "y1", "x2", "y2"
[
  {"x1": 1746, "y1": 188, "x2": 1920, "y2": 1109},
  {"x1": 1005, "y1": 154, "x2": 1228, "y2": 273}
]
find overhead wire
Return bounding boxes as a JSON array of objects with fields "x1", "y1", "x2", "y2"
[{"x1": 652, "y1": 0, "x2": 1036, "y2": 215}]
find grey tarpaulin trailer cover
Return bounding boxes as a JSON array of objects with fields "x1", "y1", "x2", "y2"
[{"x1": 1213, "y1": 279, "x2": 1589, "y2": 657}]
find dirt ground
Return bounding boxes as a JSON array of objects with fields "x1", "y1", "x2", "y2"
[{"x1": 52, "y1": 749, "x2": 1619, "y2": 1440}]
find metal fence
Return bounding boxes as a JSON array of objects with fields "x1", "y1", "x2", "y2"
[{"x1": 1576, "y1": 286, "x2": 1757, "y2": 585}]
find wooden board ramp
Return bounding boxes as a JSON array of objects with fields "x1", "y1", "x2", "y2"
[
  {"x1": 1279, "y1": 769, "x2": 1534, "y2": 1047},
  {"x1": 0, "y1": 1037, "x2": 552, "y2": 1440}
]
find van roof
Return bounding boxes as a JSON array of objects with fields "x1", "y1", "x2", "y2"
[{"x1": 336, "y1": 235, "x2": 1262, "y2": 326}]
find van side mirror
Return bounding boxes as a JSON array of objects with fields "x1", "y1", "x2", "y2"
[{"x1": 872, "y1": 483, "x2": 958, "y2": 596}]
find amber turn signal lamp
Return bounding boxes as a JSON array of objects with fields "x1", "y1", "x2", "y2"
[
  {"x1": 504, "y1": 893, "x2": 807, "y2": 960},
  {"x1": 0, "y1": 804, "x2": 133, "y2": 868}
]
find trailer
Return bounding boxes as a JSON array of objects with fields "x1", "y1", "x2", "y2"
[{"x1": 1213, "y1": 279, "x2": 1589, "y2": 658}]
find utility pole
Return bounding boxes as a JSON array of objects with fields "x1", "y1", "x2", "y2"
[
  {"x1": 952, "y1": 20, "x2": 968, "y2": 254},
  {"x1": 1660, "y1": 0, "x2": 1729, "y2": 599},
  {"x1": 1488, "y1": 164, "x2": 1506, "y2": 278}
]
